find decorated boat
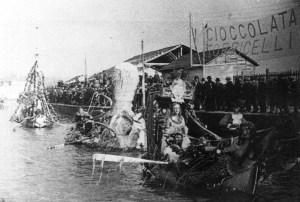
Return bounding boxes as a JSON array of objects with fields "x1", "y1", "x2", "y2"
[
  {"x1": 62, "y1": 63, "x2": 147, "y2": 151},
  {"x1": 10, "y1": 57, "x2": 57, "y2": 128},
  {"x1": 140, "y1": 72, "x2": 300, "y2": 196}
]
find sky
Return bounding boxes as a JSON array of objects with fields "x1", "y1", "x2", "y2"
[{"x1": 0, "y1": 0, "x2": 298, "y2": 83}]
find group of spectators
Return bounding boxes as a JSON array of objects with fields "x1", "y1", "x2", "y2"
[
  {"x1": 47, "y1": 76, "x2": 113, "y2": 106},
  {"x1": 192, "y1": 75, "x2": 300, "y2": 113},
  {"x1": 47, "y1": 67, "x2": 300, "y2": 114}
]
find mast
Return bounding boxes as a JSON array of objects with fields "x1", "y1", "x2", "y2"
[
  {"x1": 202, "y1": 21, "x2": 206, "y2": 70},
  {"x1": 84, "y1": 55, "x2": 88, "y2": 87},
  {"x1": 189, "y1": 13, "x2": 193, "y2": 68},
  {"x1": 141, "y1": 40, "x2": 145, "y2": 108}
]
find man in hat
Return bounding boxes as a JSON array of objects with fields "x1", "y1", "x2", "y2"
[
  {"x1": 215, "y1": 78, "x2": 224, "y2": 110},
  {"x1": 224, "y1": 77, "x2": 235, "y2": 111},
  {"x1": 203, "y1": 76, "x2": 216, "y2": 111},
  {"x1": 192, "y1": 76, "x2": 201, "y2": 110}
]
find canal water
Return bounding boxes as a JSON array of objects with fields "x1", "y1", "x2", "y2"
[
  {"x1": 0, "y1": 101, "x2": 195, "y2": 202},
  {"x1": 1, "y1": 100, "x2": 300, "y2": 202}
]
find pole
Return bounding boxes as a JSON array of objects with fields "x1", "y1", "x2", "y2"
[
  {"x1": 189, "y1": 13, "x2": 193, "y2": 68},
  {"x1": 141, "y1": 40, "x2": 145, "y2": 108},
  {"x1": 84, "y1": 56, "x2": 87, "y2": 87},
  {"x1": 202, "y1": 21, "x2": 206, "y2": 69},
  {"x1": 192, "y1": 28, "x2": 201, "y2": 66}
]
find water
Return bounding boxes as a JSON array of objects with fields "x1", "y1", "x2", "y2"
[
  {"x1": 1, "y1": 100, "x2": 300, "y2": 202},
  {"x1": 0, "y1": 101, "x2": 193, "y2": 202}
]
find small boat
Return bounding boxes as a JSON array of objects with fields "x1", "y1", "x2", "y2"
[{"x1": 10, "y1": 56, "x2": 57, "y2": 128}]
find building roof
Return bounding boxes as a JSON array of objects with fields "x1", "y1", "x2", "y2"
[
  {"x1": 160, "y1": 47, "x2": 258, "y2": 72},
  {"x1": 125, "y1": 44, "x2": 191, "y2": 65},
  {"x1": 65, "y1": 74, "x2": 84, "y2": 83}
]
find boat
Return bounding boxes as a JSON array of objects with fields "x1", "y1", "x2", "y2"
[
  {"x1": 10, "y1": 56, "x2": 57, "y2": 128},
  {"x1": 63, "y1": 63, "x2": 147, "y2": 151},
  {"x1": 141, "y1": 81, "x2": 300, "y2": 196}
]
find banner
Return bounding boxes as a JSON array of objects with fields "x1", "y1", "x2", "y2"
[{"x1": 205, "y1": 7, "x2": 300, "y2": 60}]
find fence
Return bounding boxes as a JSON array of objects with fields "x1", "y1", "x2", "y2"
[{"x1": 234, "y1": 69, "x2": 300, "y2": 82}]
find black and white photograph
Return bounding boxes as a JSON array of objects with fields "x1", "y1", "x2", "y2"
[{"x1": 0, "y1": 0, "x2": 300, "y2": 201}]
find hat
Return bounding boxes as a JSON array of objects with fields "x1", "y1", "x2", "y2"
[
  {"x1": 216, "y1": 78, "x2": 220, "y2": 82},
  {"x1": 226, "y1": 77, "x2": 231, "y2": 80},
  {"x1": 207, "y1": 76, "x2": 212, "y2": 80}
]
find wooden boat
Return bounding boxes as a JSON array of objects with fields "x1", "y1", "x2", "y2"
[
  {"x1": 142, "y1": 87, "x2": 300, "y2": 195},
  {"x1": 10, "y1": 57, "x2": 57, "y2": 128}
]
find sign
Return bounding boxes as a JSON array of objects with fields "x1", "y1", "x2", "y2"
[{"x1": 205, "y1": 7, "x2": 300, "y2": 60}]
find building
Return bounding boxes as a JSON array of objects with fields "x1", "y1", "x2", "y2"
[
  {"x1": 160, "y1": 47, "x2": 259, "y2": 83},
  {"x1": 125, "y1": 44, "x2": 191, "y2": 72}
]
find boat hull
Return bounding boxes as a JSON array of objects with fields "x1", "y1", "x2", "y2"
[
  {"x1": 143, "y1": 157, "x2": 258, "y2": 195},
  {"x1": 21, "y1": 118, "x2": 53, "y2": 128}
]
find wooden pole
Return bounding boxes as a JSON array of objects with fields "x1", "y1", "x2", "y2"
[
  {"x1": 192, "y1": 28, "x2": 201, "y2": 66},
  {"x1": 141, "y1": 40, "x2": 145, "y2": 108},
  {"x1": 189, "y1": 13, "x2": 193, "y2": 68},
  {"x1": 203, "y1": 21, "x2": 206, "y2": 70},
  {"x1": 84, "y1": 56, "x2": 87, "y2": 87}
]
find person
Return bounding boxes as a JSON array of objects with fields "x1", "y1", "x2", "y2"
[
  {"x1": 35, "y1": 109, "x2": 48, "y2": 128},
  {"x1": 203, "y1": 76, "x2": 215, "y2": 111},
  {"x1": 222, "y1": 121, "x2": 256, "y2": 177},
  {"x1": 192, "y1": 76, "x2": 201, "y2": 110},
  {"x1": 162, "y1": 103, "x2": 190, "y2": 155},
  {"x1": 224, "y1": 77, "x2": 235, "y2": 111},
  {"x1": 75, "y1": 107, "x2": 92, "y2": 132},
  {"x1": 214, "y1": 78, "x2": 224, "y2": 110},
  {"x1": 219, "y1": 104, "x2": 247, "y2": 137},
  {"x1": 170, "y1": 71, "x2": 186, "y2": 103},
  {"x1": 153, "y1": 71, "x2": 161, "y2": 84},
  {"x1": 257, "y1": 77, "x2": 267, "y2": 112}
]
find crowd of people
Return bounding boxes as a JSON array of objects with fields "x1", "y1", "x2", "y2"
[
  {"x1": 47, "y1": 67, "x2": 300, "y2": 114},
  {"x1": 192, "y1": 75, "x2": 300, "y2": 113},
  {"x1": 47, "y1": 76, "x2": 114, "y2": 106}
]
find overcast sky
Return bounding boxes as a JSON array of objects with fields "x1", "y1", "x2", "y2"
[{"x1": 0, "y1": 0, "x2": 298, "y2": 82}]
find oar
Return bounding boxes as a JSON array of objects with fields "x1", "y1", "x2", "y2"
[{"x1": 47, "y1": 136, "x2": 93, "y2": 150}]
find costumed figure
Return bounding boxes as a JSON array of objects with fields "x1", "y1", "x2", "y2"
[
  {"x1": 221, "y1": 121, "x2": 257, "y2": 193},
  {"x1": 162, "y1": 103, "x2": 191, "y2": 163},
  {"x1": 219, "y1": 104, "x2": 247, "y2": 137},
  {"x1": 170, "y1": 70, "x2": 186, "y2": 103}
]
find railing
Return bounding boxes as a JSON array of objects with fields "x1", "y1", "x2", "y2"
[{"x1": 234, "y1": 69, "x2": 300, "y2": 82}]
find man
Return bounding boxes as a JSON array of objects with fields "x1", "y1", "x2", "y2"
[
  {"x1": 153, "y1": 71, "x2": 161, "y2": 84},
  {"x1": 224, "y1": 77, "x2": 235, "y2": 111},
  {"x1": 203, "y1": 76, "x2": 216, "y2": 111},
  {"x1": 192, "y1": 76, "x2": 201, "y2": 110},
  {"x1": 257, "y1": 78, "x2": 267, "y2": 113},
  {"x1": 214, "y1": 78, "x2": 224, "y2": 110}
]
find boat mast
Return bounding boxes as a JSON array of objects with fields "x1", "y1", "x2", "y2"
[
  {"x1": 84, "y1": 55, "x2": 87, "y2": 87},
  {"x1": 141, "y1": 40, "x2": 145, "y2": 108},
  {"x1": 189, "y1": 13, "x2": 193, "y2": 68},
  {"x1": 202, "y1": 21, "x2": 206, "y2": 70}
]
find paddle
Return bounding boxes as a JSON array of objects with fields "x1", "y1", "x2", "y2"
[{"x1": 47, "y1": 136, "x2": 93, "y2": 150}]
